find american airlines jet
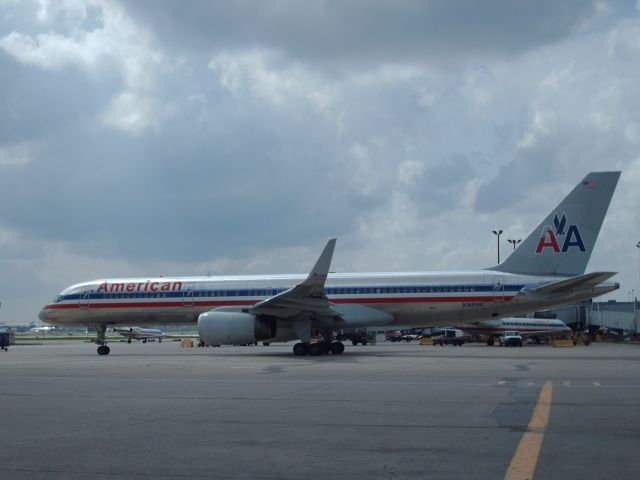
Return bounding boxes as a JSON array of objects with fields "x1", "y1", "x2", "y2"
[
  {"x1": 115, "y1": 327, "x2": 166, "y2": 344},
  {"x1": 39, "y1": 172, "x2": 620, "y2": 356},
  {"x1": 456, "y1": 317, "x2": 573, "y2": 344}
]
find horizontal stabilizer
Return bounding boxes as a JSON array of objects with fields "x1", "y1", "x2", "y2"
[{"x1": 530, "y1": 272, "x2": 617, "y2": 295}]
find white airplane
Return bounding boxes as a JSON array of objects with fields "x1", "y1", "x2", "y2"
[
  {"x1": 115, "y1": 327, "x2": 166, "y2": 343},
  {"x1": 456, "y1": 317, "x2": 573, "y2": 345},
  {"x1": 39, "y1": 171, "x2": 620, "y2": 356},
  {"x1": 30, "y1": 325, "x2": 56, "y2": 332}
]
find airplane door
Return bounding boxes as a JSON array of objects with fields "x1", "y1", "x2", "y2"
[
  {"x1": 79, "y1": 289, "x2": 90, "y2": 309},
  {"x1": 183, "y1": 283, "x2": 194, "y2": 307},
  {"x1": 493, "y1": 276, "x2": 505, "y2": 302}
]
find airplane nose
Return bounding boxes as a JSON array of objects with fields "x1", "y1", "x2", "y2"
[{"x1": 38, "y1": 309, "x2": 46, "y2": 322}]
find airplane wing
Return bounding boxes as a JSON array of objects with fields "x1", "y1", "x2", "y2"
[
  {"x1": 250, "y1": 239, "x2": 339, "y2": 318},
  {"x1": 530, "y1": 272, "x2": 617, "y2": 295}
]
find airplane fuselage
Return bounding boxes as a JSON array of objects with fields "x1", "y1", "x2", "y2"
[
  {"x1": 40, "y1": 270, "x2": 617, "y2": 335},
  {"x1": 116, "y1": 327, "x2": 165, "y2": 341},
  {"x1": 456, "y1": 317, "x2": 573, "y2": 337}
]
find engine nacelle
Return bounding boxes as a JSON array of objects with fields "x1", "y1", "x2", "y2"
[{"x1": 197, "y1": 310, "x2": 276, "y2": 345}]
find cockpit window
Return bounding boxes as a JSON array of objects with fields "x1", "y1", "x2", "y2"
[{"x1": 53, "y1": 295, "x2": 64, "y2": 303}]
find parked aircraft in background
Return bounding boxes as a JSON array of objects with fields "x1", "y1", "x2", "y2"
[
  {"x1": 115, "y1": 327, "x2": 166, "y2": 344},
  {"x1": 39, "y1": 172, "x2": 620, "y2": 356},
  {"x1": 456, "y1": 317, "x2": 573, "y2": 345},
  {"x1": 30, "y1": 325, "x2": 56, "y2": 332}
]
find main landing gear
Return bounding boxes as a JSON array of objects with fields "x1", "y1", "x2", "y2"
[
  {"x1": 96, "y1": 325, "x2": 110, "y2": 356},
  {"x1": 293, "y1": 341, "x2": 345, "y2": 356}
]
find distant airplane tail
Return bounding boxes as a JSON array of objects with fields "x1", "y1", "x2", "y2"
[{"x1": 489, "y1": 171, "x2": 620, "y2": 276}]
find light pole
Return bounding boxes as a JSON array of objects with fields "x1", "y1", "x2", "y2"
[
  {"x1": 636, "y1": 242, "x2": 639, "y2": 334},
  {"x1": 492, "y1": 230, "x2": 503, "y2": 263},
  {"x1": 636, "y1": 242, "x2": 640, "y2": 294},
  {"x1": 507, "y1": 238, "x2": 522, "y2": 251}
]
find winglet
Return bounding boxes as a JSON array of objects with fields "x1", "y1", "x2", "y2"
[
  {"x1": 250, "y1": 239, "x2": 338, "y2": 318},
  {"x1": 304, "y1": 238, "x2": 336, "y2": 287}
]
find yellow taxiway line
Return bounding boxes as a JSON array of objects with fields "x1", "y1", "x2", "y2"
[{"x1": 504, "y1": 380, "x2": 553, "y2": 480}]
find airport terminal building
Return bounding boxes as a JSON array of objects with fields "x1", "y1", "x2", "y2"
[{"x1": 549, "y1": 300, "x2": 639, "y2": 333}]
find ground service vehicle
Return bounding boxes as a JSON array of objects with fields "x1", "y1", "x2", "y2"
[
  {"x1": 0, "y1": 331, "x2": 15, "y2": 351},
  {"x1": 336, "y1": 329, "x2": 371, "y2": 345},
  {"x1": 430, "y1": 328, "x2": 467, "y2": 346},
  {"x1": 501, "y1": 331, "x2": 523, "y2": 347}
]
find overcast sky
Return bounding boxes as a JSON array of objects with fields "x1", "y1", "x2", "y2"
[{"x1": 1, "y1": 0, "x2": 639, "y2": 325}]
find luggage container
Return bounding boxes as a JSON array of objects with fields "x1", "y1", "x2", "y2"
[{"x1": 0, "y1": 331, "x2": 15, "y2": 351}]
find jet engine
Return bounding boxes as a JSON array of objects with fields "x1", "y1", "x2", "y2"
[{"x1": 197, "y1": 310, "x2": 276, "y2": 345}]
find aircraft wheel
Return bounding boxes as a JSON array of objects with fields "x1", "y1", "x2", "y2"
[
  {"x1": 127, "y1": 338, "x2": 131, "y2": 344},
  {"x1": 308, "y1": 343, "x2": 324, "y2": 356},
  {"x1": 97, "y1": 345, "x2": 110, "y2": 355},
  {"x1": 330, "y1": 342, "x2": 345, "y2": 354},
  {"x1": 361, "y1": 338, "x2": 368, "y2": 346},
  {"x1": 293, "y1": 343, "x2": 309, "y2": 356}
]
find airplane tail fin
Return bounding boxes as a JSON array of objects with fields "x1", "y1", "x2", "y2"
[{"x1": 489, "y1": 171, "x2": 620, "y2": 276}]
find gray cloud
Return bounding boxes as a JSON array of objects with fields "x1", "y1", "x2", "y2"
[
  {"x1": 121, "y1": 0, "x2": 599, "y2": 66},
  {"x1": 1, "y1": 0, "x2": 639, "y2": 325}
]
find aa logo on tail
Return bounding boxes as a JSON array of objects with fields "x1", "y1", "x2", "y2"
[{"x1": 536, "y1": 213, "x2": 586, "y2": 254}]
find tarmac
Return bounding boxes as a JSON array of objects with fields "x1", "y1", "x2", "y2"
[{"x1": 1, "y1": 340, "x2": 639, "y2": 479}]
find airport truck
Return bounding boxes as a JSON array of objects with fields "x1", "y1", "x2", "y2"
[
  {"x1": 500, "y1": 331, "x2": 523, "y2": 347},
  {"x1": 430, "y1": 328, "x2": 468, "y2": 346},
  {"x1": 336, "y1": 329, "x2": 375, "y2": 345}
]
